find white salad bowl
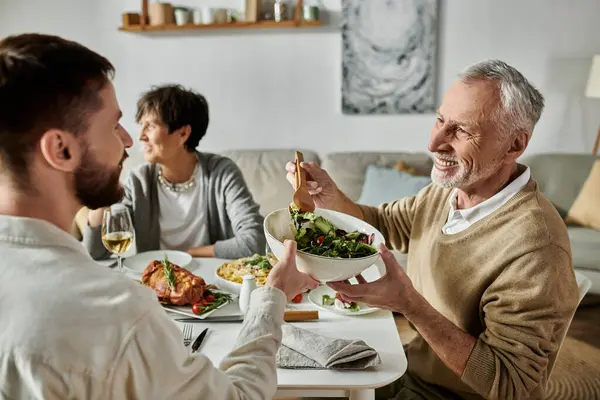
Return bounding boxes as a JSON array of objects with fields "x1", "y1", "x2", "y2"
[{"x1": 264, "y1": 208, "x2": 385, "y2": 283}]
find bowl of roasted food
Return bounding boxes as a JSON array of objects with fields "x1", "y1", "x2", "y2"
[
  {"x1": 214, "y1": 253, "x2": 278, "y2": 295},
  {"x1": 141, "y1": 255, "x2": 235, "y2": 319},
  {"x1": 263, "y1": 205, "x2": 385, "y2": 282}
]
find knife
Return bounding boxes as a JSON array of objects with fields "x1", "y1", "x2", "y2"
[
  {"x1": 191, "y1": 328, "x2": 209, "y2": 353},
  {"x1": 177, "y1": 315, "x2": 244, "y2": 323},
  {"x1": 175, "y1": 310, "x2": 319, "y2": 323}
]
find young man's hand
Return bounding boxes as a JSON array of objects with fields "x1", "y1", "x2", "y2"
[{"x1": 267, "y1": 240, "x2": 319, "y2": 301}]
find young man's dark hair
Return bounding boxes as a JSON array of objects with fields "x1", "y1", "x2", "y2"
[
  {"x1": 135, "y1": 84, "x2": 209, "y2": 152},
  {"x1": 0, "y1": 33, "x2": 114, "y2": 185}
]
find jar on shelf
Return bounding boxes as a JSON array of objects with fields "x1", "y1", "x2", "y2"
[
  {"x1": 273, "y1": 0, "x2": 289, "y2": 22},
  {"x1": 259, "y1": 0, "x2": 275, "y2": 20},
  {"x1": 301, "y1": 0, "x2": 320, "y2": 21}
]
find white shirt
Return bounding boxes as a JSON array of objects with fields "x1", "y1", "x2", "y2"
[
  {"x1": 158, "y1": 164, "x2": 210, "y2": 251},
  {"x1": 442, "y1": 167, "x2": 531, "y2": 235},
  {"x1": 0, "y1": 215, "x2": 286, "y2": 399}
]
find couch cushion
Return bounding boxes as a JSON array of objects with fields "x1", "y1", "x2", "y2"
[
  {"x1": 220, "y1": 149, "x2": 321, "y2": 216},
  {"x1": 358, "y1": 165, "x2": 432, "y2": 206},
  {"x1": 519, "y1": 153, "x2": 599, "y2": 216},
  {"x1": 322, "y1": 152, "x2": 434, "y2": 201},
  {"x1": 568, "y1": 227, "x2": 600, "y2": 272},
  {"x1": 566, "y1": 160, "x2": 600, "y2": 230}
]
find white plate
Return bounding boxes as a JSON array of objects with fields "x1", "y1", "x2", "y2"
[
  {"x1": 123, "y1": 250, "x2": 192, "y2": 276},
  {"x1": 214, "y1": 273, "x2": 243, "y2": 295},
  {"x1": 307, "y1": 285, "x2": 380, "y2": 316},
  {"x1": 162, "y1": 290, "x2": 238, "y2": 320},
  {"x1": 213, "y1": 272, "x2": 271, "y2": 296}
]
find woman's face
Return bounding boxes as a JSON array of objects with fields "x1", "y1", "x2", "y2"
[{"x1": 138, "y1": 112, "x2": 187, "y2": 164}]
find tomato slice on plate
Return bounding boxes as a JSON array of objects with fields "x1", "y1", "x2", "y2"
[
  {"x1": 291, "y1": 293, "x2": 303, "y2": 303},
  {"x1": 192, "y1": 303, "x2": 204, "y2": 315}
]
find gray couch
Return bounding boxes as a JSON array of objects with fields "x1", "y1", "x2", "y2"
[{"x1": 75, "y1": 149, "x2": 600, "y2": 293}]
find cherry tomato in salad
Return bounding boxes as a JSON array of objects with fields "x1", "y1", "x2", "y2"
[
  {"x1": 192, "y1": 303, "x2": 204, "y2": 315},
  {"x1": 291, "y1": 293, "x2": 303, "y2": 303},
  {"x1": 205, "y1": 294, "x2": 215, "y2": 303},
  {"x1": 316, "y1": 236, "x2": 324, "y2": 245}
]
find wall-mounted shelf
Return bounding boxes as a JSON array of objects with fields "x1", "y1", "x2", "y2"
[
  {"x1": 119, "y1": 0, "x2": 322, "y2": 33},
  {"x1": 119, "y1": 20, "x2": 321, "y2": 32}
]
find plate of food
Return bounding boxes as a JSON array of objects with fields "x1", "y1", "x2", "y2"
[
  {"x1": 124, "y1": 250, "x2": 192, "y2": 276},
  {"x1": 307, "y1": 285, "x2": 380, "y2": 316},
  {"x1": 215, "y1": 253, "x2": 278, "y2": 295},
  {"x1": 140, "y1": 255, "x2": 236, "y2": 320}
]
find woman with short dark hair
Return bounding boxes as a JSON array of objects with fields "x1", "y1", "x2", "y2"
[{"x1": 82, "y1": 84, "x2": 265, "y2": 259}]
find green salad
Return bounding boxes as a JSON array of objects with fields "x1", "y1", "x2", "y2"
[
  {"x1": 289, "y1": 204, "x2": 377, "y2": 258},
  {"x1": 322, "y1": 293, "x2": 360, "y2": 312}
]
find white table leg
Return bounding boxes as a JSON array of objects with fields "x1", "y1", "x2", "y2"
[{"x1": 349, "y1": 389, "x2": 375, "y2": 400}]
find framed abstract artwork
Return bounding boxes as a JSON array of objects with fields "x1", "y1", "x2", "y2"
[{"x1": 341, "y1": 0, "x2": 438, "y2": 115}]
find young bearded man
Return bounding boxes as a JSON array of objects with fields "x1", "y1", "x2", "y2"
[{"x1": 0, "y1": 33, "x2": 318, "y2": 399}]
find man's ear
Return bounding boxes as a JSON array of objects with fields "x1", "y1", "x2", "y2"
[
  {"x1": 39, "y1": 129, "x2": 81, "y2": 173},
  {"x1": 506, "y1": 131, "x2": 529, "y2": 161}
]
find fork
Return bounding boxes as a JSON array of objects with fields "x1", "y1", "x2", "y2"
[
  {"x1": 292, "y1": 151, "x2": 315, "y2": 212},
  {"x1": 182, "y1": 324, "x2": 193, "y2": 346}
]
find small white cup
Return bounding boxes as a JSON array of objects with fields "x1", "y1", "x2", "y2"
[
  {"x1": 202, "y1": 8, "x2": 214, "y2": 24},
  {"x1": 174, "y1": 9, "x2": 191, "y2": 25},
  {"x1": 192, "y1": 10, "x2": 202, "y2": 25}
]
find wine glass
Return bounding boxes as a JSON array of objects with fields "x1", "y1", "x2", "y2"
[{"x1": 101, "y1": 205, "x2": 134, "y2": 274}]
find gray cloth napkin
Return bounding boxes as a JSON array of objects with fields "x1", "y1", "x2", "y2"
[{"x1": 276, "y1": 324, "x2": 381, "y2": 370}]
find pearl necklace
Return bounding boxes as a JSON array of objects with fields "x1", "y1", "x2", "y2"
[{"x1": 157, "y1": 158, "x2": 199, "y2": 193}]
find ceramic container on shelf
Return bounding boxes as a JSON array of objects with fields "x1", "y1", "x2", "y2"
[
  {"x1": 302, "y1": 4, "x2": 320, "y2": 21},
  {"x1": 273, "y1": 0, "x2": 288, "y2": 22},
  {"x1": 149, "y1": 2, "x2": 174, "y2": 25},
  {"x1": 192, "y1": 10, "x2": 202, "y2": 24},
  {"x1": 200, "y1": 8, "x2": 214, "y2": 24},
  {"x1": 213, "y1": 8, "x2": 228, "y2": 23},
  {"x1": 238, "y1": 274, "x2": 257, "y2": 315},
  {"x1": 174, "y1": 8, "x2": 192, "y2": 25}
]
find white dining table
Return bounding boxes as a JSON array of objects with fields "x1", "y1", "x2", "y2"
[{"x1": 109, "y1": 255, "x2": 408, "y2": 400}]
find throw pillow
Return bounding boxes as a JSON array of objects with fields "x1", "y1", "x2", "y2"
[
  {"x1": 393, "y1": 160, "x2": 422, "y2": 176},
  {"x1": 358, "y1": 164, "x2": 431, "y2": 207},
  {"x1": 566, "y1": 160, "x2": 600, "y2": 230}
]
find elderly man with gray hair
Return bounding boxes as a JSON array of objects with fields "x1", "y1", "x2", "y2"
[{"x1": 288, "y1": 59, "x2": 579, "y2": 400}]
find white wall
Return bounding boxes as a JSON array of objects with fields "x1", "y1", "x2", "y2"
[{"x1": 1, "y1": 0, "x2": 600, "y2": 158}]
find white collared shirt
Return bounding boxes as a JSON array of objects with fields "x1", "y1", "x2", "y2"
[
  {"x1": 442, "y1": 167, "x2": 531, "y2": 235},
  {"x1": 0, "y1": 215, "x2": 285, "y2": 399}
]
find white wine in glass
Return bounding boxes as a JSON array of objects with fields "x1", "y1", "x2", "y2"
[{"x1": 102, "y1": 205, "x2": 134, "y2": 274}]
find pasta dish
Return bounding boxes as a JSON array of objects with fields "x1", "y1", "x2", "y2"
[{"x1": 216, "y1": 253, "x2": 277, "y2": 286}]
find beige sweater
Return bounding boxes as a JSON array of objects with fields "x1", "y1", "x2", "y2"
[{"x1": 359, "y1": 178, "x2": 579, "y2": 400}]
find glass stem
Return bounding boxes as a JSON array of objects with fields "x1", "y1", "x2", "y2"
[{"x1": 117, "y1": 254, "x2": 123, "y2": 273}]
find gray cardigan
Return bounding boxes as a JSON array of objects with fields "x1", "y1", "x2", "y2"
[{"x1": 82, "y1": 151, "x2": 266, "y2": 260}]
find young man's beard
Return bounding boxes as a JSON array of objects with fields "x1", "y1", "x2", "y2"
[{"x1": 74, "y1": 147, "x2": 124, "y2": 210}]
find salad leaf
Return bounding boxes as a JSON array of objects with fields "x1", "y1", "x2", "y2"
[
  {"x1": 322, "y1": 294, "x2": 335, "y2": 306},
  {"x1": 314, "y1": 216, "x2": 335, "y2": 235},
  {"x1": 246, "y1": 254, "x2": 272, "y2": 271},
  {"x1": 289, "y1": 205, "x2": 376, "y2": 259}
]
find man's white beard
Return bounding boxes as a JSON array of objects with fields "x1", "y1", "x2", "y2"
[
  {"x1": 431, "y1": 162, "x2": 469, "y2": 189},
  {"x1": 430, "y1": 155, "x2": 501, "y2": 190}
]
